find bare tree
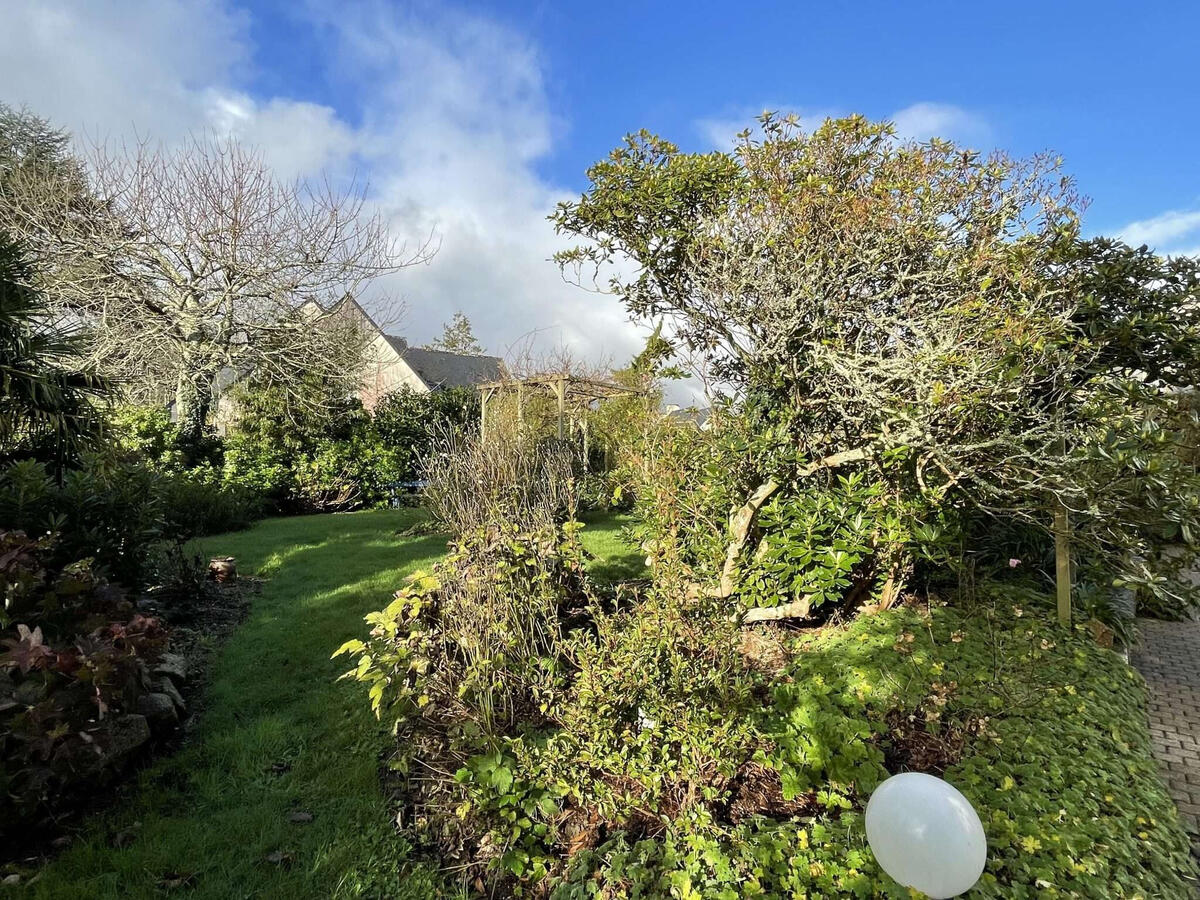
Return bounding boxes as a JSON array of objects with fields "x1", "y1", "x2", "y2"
[
  {"x1": 502, "y1": 328, "x2": 612, "y2": 381},
  {"x1": 3, "y1": 133, "x2": 431, "y2": 439}
]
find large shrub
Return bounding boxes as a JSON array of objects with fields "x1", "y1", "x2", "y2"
[
  {"x1": 0, "y1": 455, "x2": 162, "y2": 588},
  {"x1": 373, "y1": 385, "x2": 479, "y2": 480},
  {"x1": 553, "y1": 114, "x2": 1200, "y2": 622},
  {"x1": 337, "y1": 432, "x2": 588, "y2": 861},
  {"x1": 221, "y1": 377, "x2": 445, "y2": 513}
]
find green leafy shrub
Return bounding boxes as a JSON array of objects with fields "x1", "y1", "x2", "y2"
[
  {"x1": 0, "y1": 455, "x2": 163, "y2": 587},
  {"x1": 289, "y1": 435, "x2": 405, "y2": 512},
  {"x1": 337, "y1": 520, "x2": 590, "y2": 733},
  {"x1": 741, "y1": 472, "x2": 911, "y2": 618},
  {"x1": 157, "y1": 468, "x2": 264, "y2": 539},
  {"x1": 220, "y1": 380, "x2": 462, "y2": 513},
  {"x1": 373, "y1": 385, "x2": 479, "y2": 478}
]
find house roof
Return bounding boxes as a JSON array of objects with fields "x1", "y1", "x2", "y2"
[{"x1": 387, "y1": 338, "x2": 506, "y2": 390}]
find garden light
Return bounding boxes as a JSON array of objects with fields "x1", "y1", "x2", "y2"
[{"x1": 865, "y1": 772, "x2": 987, "y2": 898}]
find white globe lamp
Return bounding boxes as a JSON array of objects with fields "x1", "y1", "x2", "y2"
[{"x1": 865, "y1": 772, "x2": 987, "y2": 898}]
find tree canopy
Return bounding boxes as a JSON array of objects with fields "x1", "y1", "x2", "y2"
[{"x1": 427, "y1": 311, "x2": 485, "y2": 355}]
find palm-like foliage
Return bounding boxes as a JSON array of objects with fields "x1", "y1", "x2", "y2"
[{"x1": 0, "y1": 233, "x2": 107, "y2": 471}]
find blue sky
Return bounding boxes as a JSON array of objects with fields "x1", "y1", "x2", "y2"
[
  {"x1": 237, "y1": 0, "x2": 1199, "y2": 236},
  {"x1": 3, "y1": 0, "x2": 1198, "y2": 369}
]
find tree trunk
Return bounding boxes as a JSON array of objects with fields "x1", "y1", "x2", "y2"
[{"x1": 175, "y1": 370, "x2": 213, "y2": 447}]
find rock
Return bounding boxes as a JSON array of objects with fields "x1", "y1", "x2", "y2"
[
  {"x1": 154, "y1": 678, "x2": 187, "y2": 715},
  {"x1": 136, "y1": 659, "x2": 154, "y2": 692},
  {"x1": 1086, "y1": 618, "x2": 1115, "y2": 649},
  {"x1": 287, "y1": 811, "x2": 313, "y2": 824},
  {"x1": 93, "y1": 714, "x2": 151, "y2": 771},
  {"x1": 136, "y1": 693, "x2": 178, "y2": 728},
  {"x1": 3, "y1": 873, "x2": 20, "y2": 885},
  {"x1": 153, "y1": 653, "x2": 188, "y2": 686}
]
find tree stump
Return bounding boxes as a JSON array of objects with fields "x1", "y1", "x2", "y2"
[{"x1": 208, "y1": 557, "x2": 237, "y2": 582}]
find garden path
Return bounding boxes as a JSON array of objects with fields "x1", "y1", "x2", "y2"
[{"x1": 1133, "y1": 615, "x2": 1200, "y2": 859}]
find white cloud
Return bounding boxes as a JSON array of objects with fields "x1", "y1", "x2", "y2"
[
  {"x1": 202, "y1": 91, "x2": 359, "y2": 182},
  {"x1": 0, "y1": 0, "x2": 249, "y2": 144},
  {"x1": 1117, "y1": 209, "x2": 1200, "y2": 250},
  {"x1": 299, "y1": 1, "x2": 642, "y2": 365},
  {"x1": 889, "y1": 102, "x2": 989, "y2": 144}
]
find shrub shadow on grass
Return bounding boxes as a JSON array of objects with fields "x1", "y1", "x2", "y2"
[{"x1": 586, "y1": 550, "x2": 647, "y2": 585}]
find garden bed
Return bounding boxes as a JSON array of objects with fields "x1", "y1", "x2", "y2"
[
  {"x1": 0, "y1": 573, "x2": 255, "y2": 872},
  {"x1": 383, "y1": 586, "x2": 1198, "y2": 898}
]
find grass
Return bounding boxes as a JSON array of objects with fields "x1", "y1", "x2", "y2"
[
  {"x1": 580, "y1": 511, "x2": 646, "y2": 583},
  {"x1": 27, "y1": 508, "x2": 637, "y2": 899}
]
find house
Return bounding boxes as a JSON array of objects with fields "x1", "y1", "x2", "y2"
[
  {"x1": 326, "y1": 296, "x2": 507, "y2": 409},
  {"x1": 194, "y1": 296, "x2": 505, "y2": 432}
]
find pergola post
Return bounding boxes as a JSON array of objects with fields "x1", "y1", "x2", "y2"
[
  {"x1": 480, "y1": 387, "x2": 490, "y2": 442},
  {"x1": 516, "y1": 381, "x2": 524, "y2": 435},
  {"x1": 581, "y1": 416, "x2": 590, "y2": 471}
]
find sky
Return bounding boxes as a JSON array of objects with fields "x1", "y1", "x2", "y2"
[{"x1": 2, "y1": 0, "x2": 1198, "y2": 380}]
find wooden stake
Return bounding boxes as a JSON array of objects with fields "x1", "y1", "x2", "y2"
[
  {"x1": 581, "y1": 417, "x2": 589, "y2": 471},
  {"x1": 1054, "y1": 503, "x2": 1071, "y2": 627}
]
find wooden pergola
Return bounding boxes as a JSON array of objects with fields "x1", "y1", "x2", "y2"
[{"x1": 477, "y1": 375, "x2": 643, "y2": 445}]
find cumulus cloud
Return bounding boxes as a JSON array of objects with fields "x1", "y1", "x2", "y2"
[
  {"x1": 202, "y1": 92, "x2": 358, "y2": 182},
  {"x1": 298, "y1": 1, "x2": 642, "y2": 364},
  {"x1": 889, "y1": 102, "x2": 989, "y2": 144},
  {"x1": 1117, "y1": 209, "x2": 1200, "y2": 251}
]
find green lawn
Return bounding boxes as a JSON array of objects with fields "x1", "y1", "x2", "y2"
[{"x1": 26, "y1": 509, "x2": 636, "y2": 899}]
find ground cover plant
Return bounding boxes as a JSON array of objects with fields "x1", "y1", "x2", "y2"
[{"x1": 337, "y1": 505, "x2": 1196, "y2": 897}]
